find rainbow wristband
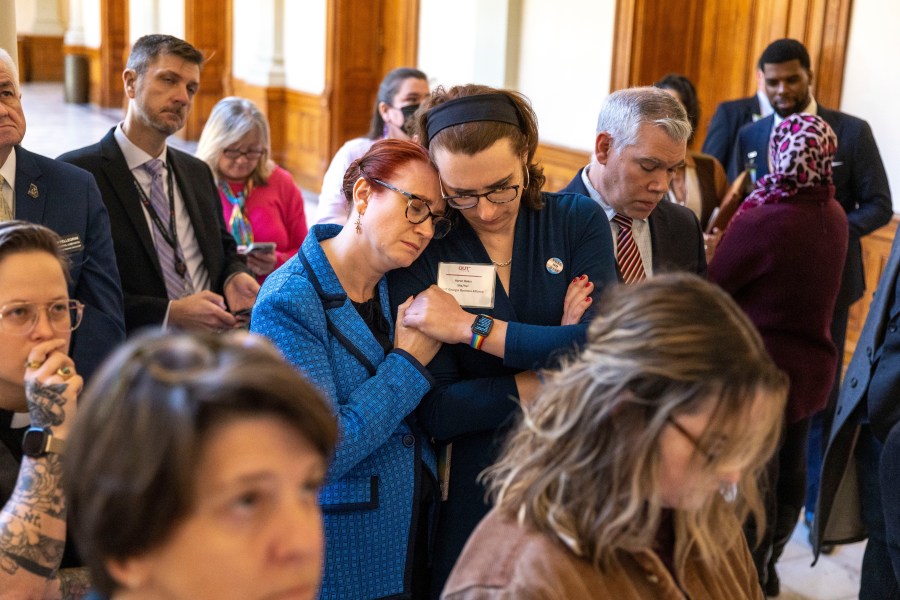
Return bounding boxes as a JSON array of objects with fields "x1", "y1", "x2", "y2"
[{"x1": 471, "y1": 333, "x2": 487, "y2": 350}]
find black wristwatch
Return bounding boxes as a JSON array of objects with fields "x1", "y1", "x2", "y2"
[
  {"x1": 22, "y1": 427, "x2": 65, "y2": 458},
  {"x1": 470, "y1": 314, "x2": 494, "y2": 350}
]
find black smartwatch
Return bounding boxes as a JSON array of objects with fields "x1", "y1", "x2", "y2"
[
  {"x1": 22, "y1": 427, "x2": 65, "y2": 458},
  {"x1": 470, "y1": 314, "x2": 494, "y2": 350}
]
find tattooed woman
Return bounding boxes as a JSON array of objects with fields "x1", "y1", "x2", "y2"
[{"x1": 0, "y1": 221, "x2": 89, "y2": 598}]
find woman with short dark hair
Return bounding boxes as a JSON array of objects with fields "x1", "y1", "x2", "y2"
[
  {"x1": 64, "y1": 330, "x2": 337, "y2": 600},
  {"x1": 0, "y1": 221, "x2": 87, "y2": 597}
]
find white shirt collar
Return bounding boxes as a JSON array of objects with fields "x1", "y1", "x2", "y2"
[
  {"x1": 114, "y1": 123, "x2": 169, "y2": 171},
  {"x1": 773, "y1": 97, "x2": 818, "y2": 128},
  {"x1": 0, "y1": 148, "x2": 17, "y2": 213},
  {"x1": 580, "y1": 165, "x2": 647, "y2": 223},
  {"x1": 756, "y1": 90, "x2": 774, "y2": 118}
]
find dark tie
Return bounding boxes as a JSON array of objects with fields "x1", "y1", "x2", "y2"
[
  {"x1": 140, "y1": 159, "x2": 194, "y2": 299},
  {"x1": 612, "y1": 213, "x2": 646, "y2": 285}
]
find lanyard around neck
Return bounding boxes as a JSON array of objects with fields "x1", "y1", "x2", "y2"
[{"x1": 132, "y1": 165, "x2": 180, "y2": 254}]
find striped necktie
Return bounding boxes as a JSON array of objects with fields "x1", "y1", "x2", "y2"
[
  {"x1": 141, "y1": 159, "x2": 194, "y2": 299},
  {"x1": 0, "y1": 174, "x2": 11, "y2": 221},
  {"x1": 612, "y1": 213, "x2": 646, "y2": 285}
]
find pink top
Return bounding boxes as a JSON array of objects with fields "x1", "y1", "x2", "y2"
[{"x1": 220, "y1": 165, "x2": 308, "y2": 282}]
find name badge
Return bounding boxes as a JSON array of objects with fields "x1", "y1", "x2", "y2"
[
  {"x1": 57, "y1": 233, "x2": 84, "y2": 255},
  {"x1": 436, "y1": 262, "x2": 496, "y2": 308}
]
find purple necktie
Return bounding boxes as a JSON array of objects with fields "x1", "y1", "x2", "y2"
[
  {"x1": 141, "y1": 159, "x2": 194, "y2": 299},
  {"x1": 612, "y1": 213, "x2": 646, "y2": 285}
]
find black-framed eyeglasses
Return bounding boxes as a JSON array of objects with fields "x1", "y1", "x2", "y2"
[
  {"x1": 371, "y1": 178, "x2": 452, "y2": 240},
  {"x1": 0, "y1": 300, "x2": 84, "y2": 335},
  {"x1": 440, "y1": 181, "x2": 521, "y2": 210},
  {"x1": 666, "y1": 416, "x2": 726, "y2": 465},
  {"x1": 222, "y1": 147, "x2": 265, "y2": 160}
]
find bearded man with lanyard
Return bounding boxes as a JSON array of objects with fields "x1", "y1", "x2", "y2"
[{"x1": 59, "y1": 34, "x2": 257, "y2": 333}]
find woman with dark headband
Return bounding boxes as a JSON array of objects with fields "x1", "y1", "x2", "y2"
[
  {"x1": 389, "y1": 84, "x2": 618, "y2": 595},
  {"x1": 709, "y1": 113, "x2": 848, "y2": 595},
  {"x1": 252, "y1": 139, "x2": 449, "y2": 599}
]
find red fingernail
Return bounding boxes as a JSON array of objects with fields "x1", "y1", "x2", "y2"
[
  {"x1": 580, "y1": 275, "x2": 586, "y2": 280},
  {"x1": 572, "y1": 277, "x2": 578, "y2": 283},
  {"x1": 585, "y1": 297, "x2": 592, "y2": 302},
  {"x1": 584, "y1": 281, "x2": 590, "y2": 288}
]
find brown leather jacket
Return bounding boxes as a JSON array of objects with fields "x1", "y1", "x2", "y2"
[{"x1": 442, "y1": 509, "x2": 763, "y2": 600}]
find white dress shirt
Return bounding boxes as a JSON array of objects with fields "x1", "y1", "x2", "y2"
[
  {"x1": 580, "y1": 166, "x2": 653, "y2": 277},
  {"x1": 114, "y1": 124, "x2": 211, "y2": 293}
]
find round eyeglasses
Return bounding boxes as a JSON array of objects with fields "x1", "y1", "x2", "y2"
[
  {"x1": 440, "y1": 182, "x2": 521, "y2": 210},
  {"x1": 371, "y1": 178, "x2": 452, "y2": 240},
  {"x1": 0, "y1": 300, "x2": 84, "y2": 335},
  {"x1": 222, "y1": 147, "x2": 265, "y2": 160}
]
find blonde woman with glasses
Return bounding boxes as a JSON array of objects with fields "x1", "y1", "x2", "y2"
[
  {"x1": 197, "y1": 97, "x2": 308, "y2": 281},
  {"x1": 442, "y1": 274, "x2": 787, "y2": 599}
]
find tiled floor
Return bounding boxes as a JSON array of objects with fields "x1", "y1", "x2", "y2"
[{"x1": 17, "y1": 81, "x2": 867, "y2": 599}]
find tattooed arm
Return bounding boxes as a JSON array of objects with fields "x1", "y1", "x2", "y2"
[
  {"x1": 0, "y1": 342, "x2": 83, "y2": 599},
  {"x1": 43, "y1": 567, "x2": 92, "y2": 600}
]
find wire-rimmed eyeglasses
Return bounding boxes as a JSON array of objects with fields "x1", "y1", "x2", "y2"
[{"x1": 0, "y1": 300, "x2": 84, "y2": 335}]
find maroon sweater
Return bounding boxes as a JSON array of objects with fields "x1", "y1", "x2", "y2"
[{"x1": 709, "y1": 186, "x2": 848, "y2": 422}]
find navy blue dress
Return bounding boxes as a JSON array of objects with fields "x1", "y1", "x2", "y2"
[{"x1": 388, "y1": 191, "x2": 617, "y2": 595}]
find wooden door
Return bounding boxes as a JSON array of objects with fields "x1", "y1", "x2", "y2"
[
  {"x1": 326, "y1": 0, "x2": 419, "y2": 156},
  {"x1": 611, "y1": 0, "x2": 853, "y2": 148}
]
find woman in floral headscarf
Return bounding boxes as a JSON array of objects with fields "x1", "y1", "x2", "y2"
[{"x1": 708, "y1": 113, "x2": 848, "y2": 593}]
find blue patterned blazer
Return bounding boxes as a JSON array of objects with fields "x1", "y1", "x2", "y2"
[{"x1": 251, "y1": 224, "x2": 437, "y2": 600}]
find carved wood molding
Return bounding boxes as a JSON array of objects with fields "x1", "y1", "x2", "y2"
[
  {"x1": 231, "y1": 78, "x2": 329, "y2": 193},
  {"x1": 17, "y1": 35, "x2": 64, "y2": 81}
]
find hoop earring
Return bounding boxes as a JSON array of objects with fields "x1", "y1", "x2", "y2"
[
  {"x1": 523, "y1": 165, "x2": 531, "y2": 190},
  {"x1": 355, "y1": 214, "x2": 362, "y2": 234}
]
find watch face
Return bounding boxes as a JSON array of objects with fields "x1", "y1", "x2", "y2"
[
  {"x1": 472, "y1": 314, "x2": 493, "y2": 336},
  {"x1": 22, "y1": 428, "x2": 48, "y2": 457}
]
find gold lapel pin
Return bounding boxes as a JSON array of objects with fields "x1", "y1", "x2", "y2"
[{"x1": 27, "y1": 183, "x2": 39, "y2": 198}]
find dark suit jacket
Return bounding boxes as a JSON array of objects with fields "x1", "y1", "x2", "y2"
[
  {"x1": 732, "y1": 108, "x2": 893, "y2": 307},
  {"x1": 701, "y1": 95, "x2": 761, "y2": 177},
  {"x1": 58, "y1": 128, "x2": 250, "y2": 331},
  {"x1": 560, "y1": 168, "x2": 707, "y2": 277},
  {"x1": 13, "y1": 145, "x2": 125, "y2": 381},
  {"x1": 814, "y1": 229, "x2": 900, "y2": 554}
]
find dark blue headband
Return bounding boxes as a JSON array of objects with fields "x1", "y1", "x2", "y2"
[{"x1": 425, "y1": 93, "x2": 523, "y2": 142}]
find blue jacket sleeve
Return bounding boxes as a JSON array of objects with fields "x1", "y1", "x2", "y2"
[
  {"x1": 417, "y1": 345, "x2": 520, "y2": 442},
  {"x1": 502, "y1": 196, "x2": 617, "y2": 370},
  {"x1": 69, "y1": 175, "x2": 125, "y2": 382},
  {"x1": 252, "y1": 282, "x2": 433, "y2": 481}
]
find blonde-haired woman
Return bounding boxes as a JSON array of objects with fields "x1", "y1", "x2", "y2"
[
  {"x1": 442, "y1": 274, "x2": 787, "y2": 599},
  {"x1": 197, "y1": 97, "x2": 308, "y2": 281}
]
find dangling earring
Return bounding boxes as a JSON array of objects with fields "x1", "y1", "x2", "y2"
[
  {"x1": 523, "y1": 166, "x2": 531, "y2": 190},
  {"x1": 355, "y1": 213, "x2": 362, "y2": 234}
]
